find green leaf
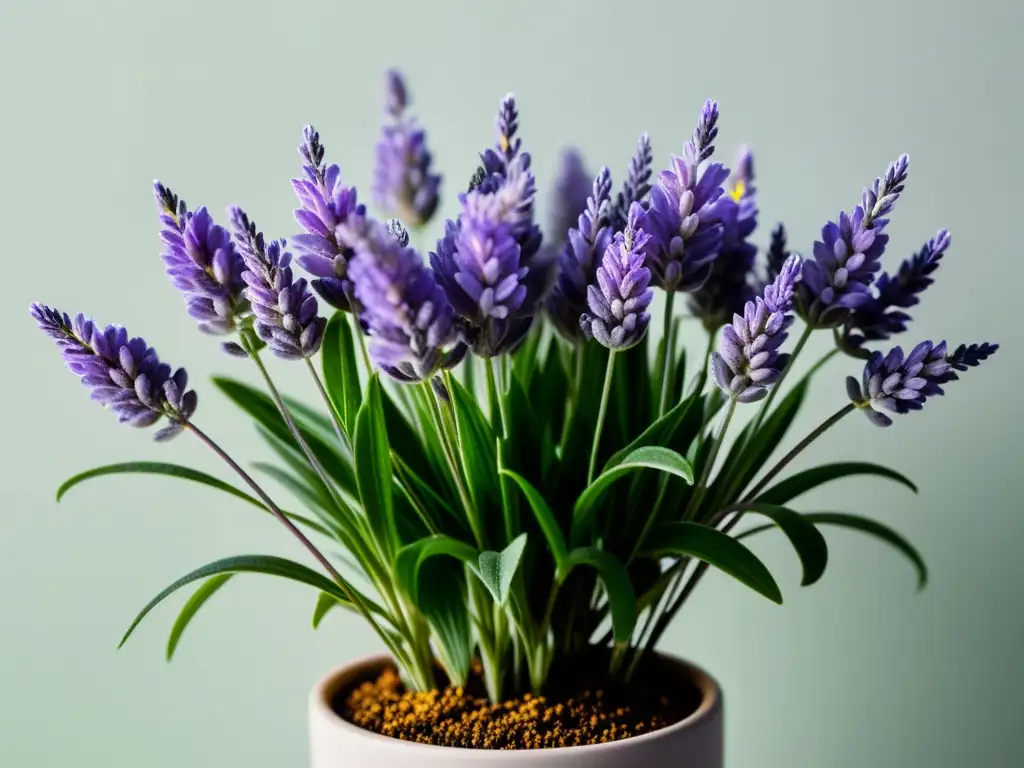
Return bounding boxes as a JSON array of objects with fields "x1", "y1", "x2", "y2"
[
  {"x1": 564, "y1": 547, "x2": 637, "y2": 643},
  {"x1": 58, "y1": 462, "x2": 262, "y2": 508},
  {"x1": 119, "y1": 555, "x2": 353, "y2": 649},
  {"x1": 353, "y1": 376, "x2": 398, "y2": 556},
  {"x1": 322, "y1": 311, "x2": 363, "y2": 436},
  {"x1": 213, "y1": 377, "x2": 357, "y2": 495},
  {"x1": 394, "y1": 534, "x2": 478, "y2": 602},
  {"x1": 573, "y1": 447, "x2": 693, "y2": 543},
  {"x1": 472, "y1": 533, "x2": 528, "y2": 605},
  {"x1": 165, "y1": 574, "x2": 233, "y2": 660},
  {"x1": 499, "y1": 470, "x2": 568, "y2": 574},
  {"x1": 741, "y1": 512, "x2": 928, "y2": 589},
  {"x1": 604, "y1": 393, "x2": 699, "y2": 471},
  {"x1": 447, "y1": 375, "x2": 500, "y2": 520},
  {"x1": 312, "y1": 591, "x2": 345, "y2": 629},
  {"x1": 754, "y1": 463, "x2": 918, "y2": 506},
  {"x1": 252, "y1": 463, "x2": 338, "y2": 536},
  {"x1": 642, "y1": 522, "x2": 783, "y2": 604},
  {"x1": 418, "y1": 559, "x2": 473, "y2": 686},
  {"x1": 720, "y1": 504, "x2": 829, "y2": 586}
]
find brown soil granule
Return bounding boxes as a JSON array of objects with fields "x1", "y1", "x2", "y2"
[{"x1": 338, "y1": 659, "x2": 701, "y2": 750}]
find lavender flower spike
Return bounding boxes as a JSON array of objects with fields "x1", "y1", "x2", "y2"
[
  {"x1": 372, "y1": 70, "x2": 442, "y2": 227},
  {"x1": 844, "y1": 229, "x2": 951, "y2": 351},
  {"x1": 291, "y1": 125, "x2": 368, "y2": 311},
  {"x1": 711, "y1": 254, "x2": 802, "y2": 403},
  {"x1": 610, "y1": 133, "x2": 653, "y2": 232},
  {"x1": 31, "y1": 304, "x2": 196, "y2": 441},
  {"x1": 646, "y1": 100, "x2": 735, "y2": 293},
  {"x1": 547, "y1": 148, "x2": 593, "y2": 247},
  {"x1": 348, "y1": 220, "x2": 466, "y2": 383},
  {"x1": 846, "y1": 337, "x2": 997, "y2": 427},
  {"x1": 580, "y1": 202, "x2": 654, "y2": 350},
  {"x1": 546, "y1": 167, "x2": 614, "y2": 343},
  {"x1": 153, "y1": 182, "x2": 248, "y2": 336},
  {"x1": 231, "y1": 207, "x2": 326, "y2": 360},
  {"x1": 799, "y1": 154, "x2": 910, "y2": 327}
]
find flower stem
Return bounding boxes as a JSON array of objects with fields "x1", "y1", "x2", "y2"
[
  {"x1": 588, "y1": 350, "x2": 618, "y2": 485},
  {"x1": 657, "y1": 291, "x2": 677, "y2": 416},
  {"x1": 351, "y1": 314, "x2": 372, "y2": 378},
  {"x1": 304, "y1": 359, "x2": 349, "y2": 449},
  {"x1": 751, "y1": 323, "x2": 813, "y2": 434},
  {"x1": 683, "y1": 399, "x2": 736, "y2": 521}
]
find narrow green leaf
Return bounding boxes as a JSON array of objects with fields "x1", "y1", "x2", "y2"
[
  {"x1": 754, "y1": 463, "x2": 918, "y2": 506},
  {"x1": 564, "y1": 547, "x2": 637, "y2": 643},
  {"x1": 58, "y1": 462, "x2": 261, "y2": 507},
  {"x1": 499, "y1": 470, "x2": 568, "y2": 574},
  {"x1": 394, "y1": 535, "x2": 478, "y2": 602},
  {"x1": 119, "y1": 555, "x2": 353, "y2": 649},
  {"x1": 353, "y1": 376, "x2": 398, "y2": 556},
  {"x1": 418, "y1": 559, "x2": 473, "y2": 686},
  {"x1": 472, "y1": 533, "x2": 528, "y2": 605},
  {"x1": 720, "y1": 503, "x2": 829, "y2": 586},
  {"x1": 251, "y1": 463, "x2": 338, "y2": 536},
  {"x1": 322, "y1": 311, "x2": 363, "y2": 435},
  {"x1": 740, "y1": 512, "x2": 928, "y2": 589},
  {"x1": 166, "y1": 574, "x2": 233, "y2": 660},
  {"x1": 604, "y1": 393, "x2": 699, "y2": 471},
  {"x1": 448, "y1": 375, "x2": 500, "y2": 519},
  {"x1": 573, "y1": 447, "x2": 693, "y2": 542},
  {"x1": 642, "y1": 522, "x2": 783, "y2": 604},
  {"x1": 313, "y1": 591, "x2": 341, "y2": 629}
]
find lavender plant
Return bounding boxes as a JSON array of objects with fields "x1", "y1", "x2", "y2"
[{"x1": 35, "y1": 74, "x2": 999, "y2": 703}]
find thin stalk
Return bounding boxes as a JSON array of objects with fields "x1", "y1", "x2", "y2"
[
  {"x1": 683, "y1": 399, "x2": 737, "y2": 521},
  {"x1": 587, "y1": 350, "x2": 618, "y2": 484},
  {"x1": 185, "y1": 423, "x2": 418, "y2": 676},
  {"x1": 304, "y1": 359, "x2": 349, "y2": 449},
  {"x1": 657, "y1": 291, "x2": 678, "y2": 416},
  {"x1": 740, "y1": 402, "x2": 857, "y2": 506},
  {"x1": 647, "y1": 402, "x2": 858, "y2": 652},
  {"x1": 351, "y1": 313, "x2": 372, "y2": 378},
  {"x1": 693, "y1": 331, "x2": 717, "y2": 459},
  {"x1": 487, "y1": 357, "x2": 517, "y2": 545},
  {"x1": 750, "y1": 323, "x2": 813, "y2": 434}
]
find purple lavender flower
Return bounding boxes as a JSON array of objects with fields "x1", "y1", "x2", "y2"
[
  {"x1": 711, "y1": 254, "x2": 802, "y2": 403},
  {"x1": 646, "y1": 100, "x2": 735, "y2": 293},
  {"x1": 348, "y1": 220, "x2": 466, "y2": 383},
  {"x1": 580, "y1": 203, "x2": 654, "y2": 350},
  {"x1": 845, "y1": 336, "x2": 997, "y2": 426},
  {"x1": 31, "y1": 304, "x2": 196, "y2": 440},
  {"x1": 546, "y1": 167, "x2": 614, "y2": 343},
  {"x1": 610, "y1": 133, "x2": 653, "y2": 232},
  {"x1": 764, "y1": 223, "x2": 791, "y2": 284},
  {"x1": 153, "y1": 182, "x2": 248, "y2": 335},
  {"x1": 231, "y1": 207, "x2": 326, "y2": 360},
  {"x1": 372, "y1": 70, "x2": 442, "y2": 228},
  {"x1": 291, "y1": 125, "x2": 369, "y2": 311},
  {"x1": 843, "y1": 229, "x2": 951, "y2": 351},
  {"x1": 689, "y1": 145, "x2": 759, "y2": 330},
  {"x1": 547, "y1": 148, "x2": 593, "y2": 247},
  {"x1": 799, "y1": 154, "x2": 910, "y2": 327},
  {"x1": 430, "y1": 95, "x2": 550, "y2": 356}
]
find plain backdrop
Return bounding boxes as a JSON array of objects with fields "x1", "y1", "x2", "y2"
[{"x1": 2, "y1": 1, "x2": 1021, "y2": 766}]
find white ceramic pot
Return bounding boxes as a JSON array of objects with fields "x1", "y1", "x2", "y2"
[{"x1": 309, "y1": 653, "x2": 723, "y2": 767}]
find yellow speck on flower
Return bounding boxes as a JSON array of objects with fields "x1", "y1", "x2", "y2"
[
  {"x1": 499, "y1": 134, "x2": 510, "y2": 154},
  {"x1": 729, "y1": 179, "x2": 746, "y2": 202}
]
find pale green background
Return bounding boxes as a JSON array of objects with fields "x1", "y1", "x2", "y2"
[{"x1": 2, "y1": 0, "x2": 1021, "y2": 765}]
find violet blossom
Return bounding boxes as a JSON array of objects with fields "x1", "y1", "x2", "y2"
[{"x1": 610, "y1": 133, "x2": 653, "y2": 232}]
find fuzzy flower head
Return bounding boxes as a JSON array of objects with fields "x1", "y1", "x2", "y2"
[
  {"x1": 547, "y1": 148, "x2": 593, "y2": 248},
  {"x1": 711, "y1": 254, "x2": 802, "y2": 403},
  {"x1": 348, "y1": 221, "x2": 466, "y2": 383},
  {"x1": 799, "y1": 154, "x2": 909, "y2": 328},
  {"x1": 430, "y1": 95, "x2": 550, "y2": 357},
  {"x1": 846, "y1": 337, "x2": 997, "y2": 427},
  {"x1": 580, "y1": 202, "x2": 654, "y2": 350},
  {"x1": 31, "y1": 304, "x2": 196, "y2": 440},
  {"x1": 646, "y1": 100, "x2": 735, "y2": 293},
  {"x1": 291, "y1": 125, "x2": 369, "y2": 311},
  {"x1": 546, "y1": 167, "x2": 614, "y2": 343},
  {"x1": 610, "y1": 133, "x2": 653, "y2": 232},
  {"x1": 153, "y1": 182, "x2": 248, "y2": 336},
  {"x1": 372, "y1": 70, "x2": 442, "y2": 228},
  {"x1": 688, "y1": 145, "x2": 759, "y2": 330},
  {"x1": 231, "y1": 207, "x2": 325, "y2": 360},
  {"x1": 842, "y1": 229, "x2": 951, "y2": 353}
]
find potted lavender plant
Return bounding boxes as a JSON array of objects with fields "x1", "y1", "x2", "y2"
[{"x1": 33, "y1": 71, "x2": 997, "y2": 768}]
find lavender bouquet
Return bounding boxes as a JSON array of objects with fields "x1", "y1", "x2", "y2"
[{"x1": 35, "y1": 72, "x2": 997, "y2": 702}]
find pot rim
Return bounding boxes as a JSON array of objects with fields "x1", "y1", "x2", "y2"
[{"x1": 309, "y1": 651, "x2": 722, "y2": 757}]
